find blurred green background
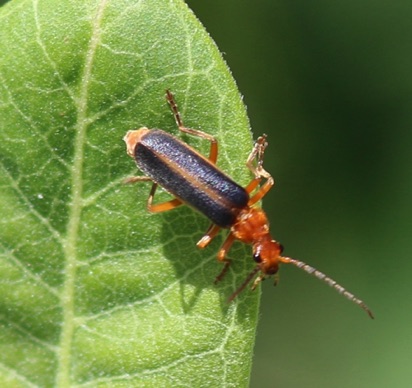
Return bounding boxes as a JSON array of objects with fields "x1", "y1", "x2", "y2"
[{"x1": 186, "y1": 1, "x2": 412, "y2": 387}]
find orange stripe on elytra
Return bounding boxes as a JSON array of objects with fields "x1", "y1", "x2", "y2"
[{"x1": 150, "y1": 143, "x2": 243, "y2": 211}]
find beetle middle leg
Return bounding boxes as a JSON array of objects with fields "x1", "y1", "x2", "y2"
[
  {"x1": 166, "y1": 90, "x2": 218, "y2": 164},
  {"x1": 146, "y1": 182, "x2": 183, "y2": 212},
  {"x1": 125, "y1": 176, "x2": 183, "y2": 213},
  {"x1": 197, "y1": 223, "x2": 221, "y2": 249}
]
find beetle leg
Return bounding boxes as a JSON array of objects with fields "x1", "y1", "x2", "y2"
[
  {"x1": 248, "y1": 177, "x2": 274, "y2": 206},
  {"x1": 166, "y1": 90, "x2": 218, "y2": 164},
  {"x1": 244, "y1": 176, "x2": 262, "y2": 194},
  {"x1": 197, "y1": 223, "x2": 221, "y2": 248},
  {"x1": 214, "y1": 233, "x2": 236, "y2": 284},
  {"x1": 147, "y1": 182, "x2": 183, "y2": 213},
  {"x1": 245, "y1": 135, "x2": 275, "y2": 206},
  {"x1": 180, "y1": 126, "x2": 218, "y2": 164},
  {"x1": 123, "y1": 176, "x2": 153, "y2": 184},
  {"x1": 247, "y1": 135, "x2": 270, "y2": 176},
  {"x1": 251, "y1": 274, "x2": 265, "y2": 290},
  {"x1": 124, "y1": 176, "x2": 183, "y2": 212}
]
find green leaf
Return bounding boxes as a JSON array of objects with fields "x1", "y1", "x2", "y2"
[{"x1": 0, "y1": 0, "x2": 259, "y2": 386}]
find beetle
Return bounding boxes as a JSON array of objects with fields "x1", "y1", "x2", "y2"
[{"x1": 123, "y1": 90, "x2": 373, "y2": 318}]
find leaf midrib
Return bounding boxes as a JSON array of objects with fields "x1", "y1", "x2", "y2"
[{"x1": 56, "y1": 1, "x2": 108, "y2": 386}]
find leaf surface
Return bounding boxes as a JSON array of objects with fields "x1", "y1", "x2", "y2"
[{"x1": 0, "y1": 0, "x2": 259, "y2": 386}]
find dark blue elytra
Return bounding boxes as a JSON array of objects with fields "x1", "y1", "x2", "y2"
[{"x1": 134, "y1": 129, "x2": 249, "y2": 228}]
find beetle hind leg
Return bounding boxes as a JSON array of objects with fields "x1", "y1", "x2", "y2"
[{"x1": 166, "y1": 90, "x2": 218, "y2": 164}]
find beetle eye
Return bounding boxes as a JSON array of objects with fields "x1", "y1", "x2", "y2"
[
  {"x1": 279, "y1": 243, "x2": 284, "y2": 254},
  {"x1": 253, "y1": 253, "x2": 262, "y2": 263}
]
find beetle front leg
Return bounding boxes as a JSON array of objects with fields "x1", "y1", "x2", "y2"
[
  {"x1": 214, "y1": 233, "x2": 236, "y2": 284},
  {"x1": 245, "y1": 135, "x2": 275, "y2": 206}
]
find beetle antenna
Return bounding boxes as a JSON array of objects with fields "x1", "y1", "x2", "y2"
[
  {"x1": 280, "y1": 256, "x2": 374, "y2": 319},
  {"x1": 228, "y1": 266, "x2": 260, "y2": 302}
]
